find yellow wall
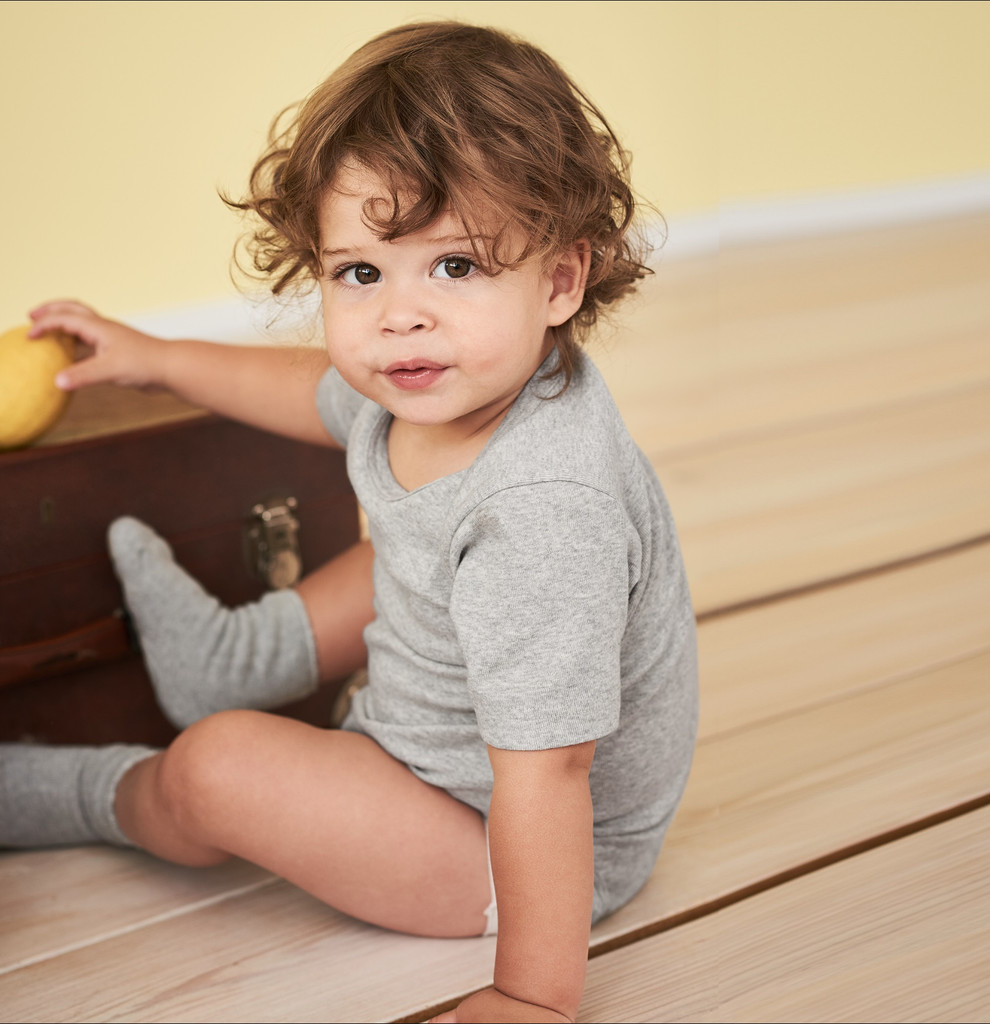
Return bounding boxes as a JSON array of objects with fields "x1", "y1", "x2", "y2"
[
  {"x1": 2, "y1": 1, "x2": 987, "y2": 327},
  {"x1": 717, "y1": 1, "x2": 990, "y2": 201}
]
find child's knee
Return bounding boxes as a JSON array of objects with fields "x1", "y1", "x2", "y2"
[{"x1": 157, "y1": 710, "x2": 265, "y2": 833}]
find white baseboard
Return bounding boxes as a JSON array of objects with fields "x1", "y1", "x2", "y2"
[
  {"x1": 125, "y1": 174, "x2": 990, "y2": 342},
  {"x1": 656, "y1": 173, "x2": 990, "y2": 262},
  {"x1": 125, "y1": 290, "x2": 323, "y2": 345}
]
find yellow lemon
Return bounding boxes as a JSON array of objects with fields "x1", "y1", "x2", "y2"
[{"x1": 0, "y1": 324, "x2": 75, "y2": 449}]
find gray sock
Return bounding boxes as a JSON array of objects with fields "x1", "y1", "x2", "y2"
[
  {"x1": 108, "y1": 516, "x2": 319, "y2": 730},
  {"x1": 0, "y1": 743, "x2": 156, "y2": 848}
]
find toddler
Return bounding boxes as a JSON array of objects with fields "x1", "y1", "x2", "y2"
[{"x1": 4, "y1": 22, "x2": 697, "y2": 1023}]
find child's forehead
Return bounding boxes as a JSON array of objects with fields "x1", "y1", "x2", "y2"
[
  {"x1": 318, "y1": 187, "x2": 464, "y2": 243},
  {"x1": 319, "y1": 163, "x2": 424, "y2": 227},
  {"x1": 326, "y1": 160, "x2": 394, "y2": 202},
  {"x1": 318, "y1": 162, "x2": 511, "y2": 249}
]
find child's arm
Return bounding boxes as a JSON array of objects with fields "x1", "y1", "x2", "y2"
[
  {"x1": 438, "y1": 740, "x2": 596, "y2": 1023},
  {"x1": 28, "y1": 300, "x2": 335, "y2": 447}
]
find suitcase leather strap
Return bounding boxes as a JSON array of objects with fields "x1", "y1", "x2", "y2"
[{"x1": 0, "y1": 613, "x2": 135, "y2": 689}]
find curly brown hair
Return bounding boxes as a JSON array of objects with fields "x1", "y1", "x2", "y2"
[{"x1": 229, "y1": 21, "x2": 654, "y2": 385}]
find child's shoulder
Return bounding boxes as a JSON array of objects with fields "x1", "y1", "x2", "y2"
[
  {"x1": 475, "y1": 350, "x2": 639, "y2": 493},
  {"x1": 441, "y1": 350, "x2": 669, "y2": 557}
]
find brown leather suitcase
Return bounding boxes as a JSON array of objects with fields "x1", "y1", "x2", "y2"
[{"x1": 0, "y1": 384, "x2": 360, "y2": 746}]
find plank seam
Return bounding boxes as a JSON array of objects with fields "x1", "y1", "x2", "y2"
[
  {"x1": 586, "y1": 792, "x2": 990, "y2": 962},
  {"x1": 0, "y1": 875, "x2": 279, "y2": 977},
  {"x1": 700, "y1": 643, "x2": 990, "y2": 745},
  {"x1": 649, "y1": 373, "x2": 990, "y2": 467},
  {"x1": 696, "y1": 531, "x2": 990, "y2": 624}
]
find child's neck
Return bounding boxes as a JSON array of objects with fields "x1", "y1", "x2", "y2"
[{"x1": 386, "y1": 399, "x2": 515, "y2": 492}]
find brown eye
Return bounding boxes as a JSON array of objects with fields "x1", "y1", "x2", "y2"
[
  {"x1": 340, "y1": 264, "x2": 380, "y2": 285},
  {"x1": 435, "y1": 257, "x2": 474, "y2": 280}
]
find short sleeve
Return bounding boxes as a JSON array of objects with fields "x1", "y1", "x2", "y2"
[
  {"x1": 448, "y1": 482, "x2": 634, "y2": 750},
  {"x1": 315, "y1": 367, "x2": 369, "y2": 448}
]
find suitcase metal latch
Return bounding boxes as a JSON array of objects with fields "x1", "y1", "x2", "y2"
[{"x1": 247, "y1": 497, "x2": 302, "y2": 590}]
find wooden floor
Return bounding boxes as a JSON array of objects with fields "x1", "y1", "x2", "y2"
[{"x1": 2, "y1": 212, "x2": 989, "y2": 1022}]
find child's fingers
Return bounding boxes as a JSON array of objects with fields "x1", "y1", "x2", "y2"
[
  {"x1": 27, "y1": 311, "x2": 98, "y2": 344},
  {"x1": 430, "y1": 990, "x2": 573, "y2": 1022},
  {"x1": 51, "y1": 336, "x2": 155, "y2": 391},
  {"x1": 24, "y1": 309, "x2": 159, "y2": 391},
  {"x1": 26, "y1": 309, "x2": 125, "y2": 352},
  {"x1": 28, "y1": 299, "x2": 98, "y2": 322},
  {"x1": 53, "y1": 355, "x2": 112, "y2": 392}
]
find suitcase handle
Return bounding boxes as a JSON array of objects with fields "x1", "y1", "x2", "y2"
[{"x1": 0, "y1": 612, "x2": 135, "y2": 689}]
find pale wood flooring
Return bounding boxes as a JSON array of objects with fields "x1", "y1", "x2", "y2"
[{"x1": 2, "y1": 212, "x2": 989, "y2": 1022}]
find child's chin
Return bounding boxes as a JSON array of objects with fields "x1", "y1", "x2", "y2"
[{"x1": 388, "y1": 405, "x2": 458, "y2": 428}]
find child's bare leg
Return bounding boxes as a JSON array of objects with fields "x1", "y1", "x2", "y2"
[
  {"x1": 109, "y1": 516, "x2": 374, "y2": 728},
  {"x1": 295, "y1": 538, "x2": 374, "y2": 681},
  {"x1": 114, "y1": 711, "x2": 491, "y2": 937}
]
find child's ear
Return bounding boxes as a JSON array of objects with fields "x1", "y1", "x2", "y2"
[{"x1": 547, "y1": 240, "x2": 591, "y2": 327}]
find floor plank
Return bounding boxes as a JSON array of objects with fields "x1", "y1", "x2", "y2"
[
  {"x1": 578, "y1": 806, "x2": 990, "y2": 1023},
  {"x1": 600, "y1": 215, "x2": 990, "y2": 613},
  {"x1": 0, "y1": 847, "x2": 271, "y2": 973},
  {"x1": 716, "y1": 213, "x2": 990, "y2": 319},
  {"x1": 598, "y1": 213, "x2": 990, "y2": 455},
  {"x1": 661, "y1": 383, "x2": 990, "y2": 612},
  {"x1": 588, "y1": 647, "x2": 990, "y2": 949},
  {"x1": 1, "y1": 882, "x2": 493, "y2": 1024},
  {"x1": 697, "y1": 539, "x2": 990, "y2": 737}
]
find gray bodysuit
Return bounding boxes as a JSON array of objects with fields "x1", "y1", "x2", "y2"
[{"x1": 317, "y1": 350, "x2": 698, "y2": 922}]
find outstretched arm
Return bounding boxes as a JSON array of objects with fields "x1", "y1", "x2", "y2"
[
  {"x1": 435, "y1": 740, "x2": 596, "y2": 1023},
  {"x1": 28, "y1": 299, "x2": 336, "y2": 447}
]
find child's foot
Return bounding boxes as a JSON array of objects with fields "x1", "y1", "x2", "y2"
[
  {"x1": 0, "y1": 742, "x2": 155, "y2": 848},
  {"x1": 108, "y1": 517, "x2": 319, "y2": 729}
]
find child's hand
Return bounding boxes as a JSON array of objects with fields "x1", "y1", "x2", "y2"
[
  {"x1": 428, "y1": 987, "x2": 574, "y2": 1023},
  {"x1": 28, "y1": 300, "x2": 168, "y2": 392}
]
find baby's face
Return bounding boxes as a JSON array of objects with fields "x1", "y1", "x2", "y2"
[{"x1": 317, "y1": 163, "x2": 577, "y2": 442}]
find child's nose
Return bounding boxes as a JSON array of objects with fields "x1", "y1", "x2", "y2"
[{"x1": 378, "y1": 283, "x2": 435, "y2": 336}]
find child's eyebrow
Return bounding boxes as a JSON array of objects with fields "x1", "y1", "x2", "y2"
[
  {"x1": 321, "y1": 235, "x2": 478, "y2": 260},
  {"x1": 427, "y1": 234, "x2": 476, "y2": 248},
  {"x1": 320, "y1": 245, "x2": 364, "y2": 261}
]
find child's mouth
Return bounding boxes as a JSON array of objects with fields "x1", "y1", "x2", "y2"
[{"x1": 384, "y1": 362, "x2": 448, "y2": 391}]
